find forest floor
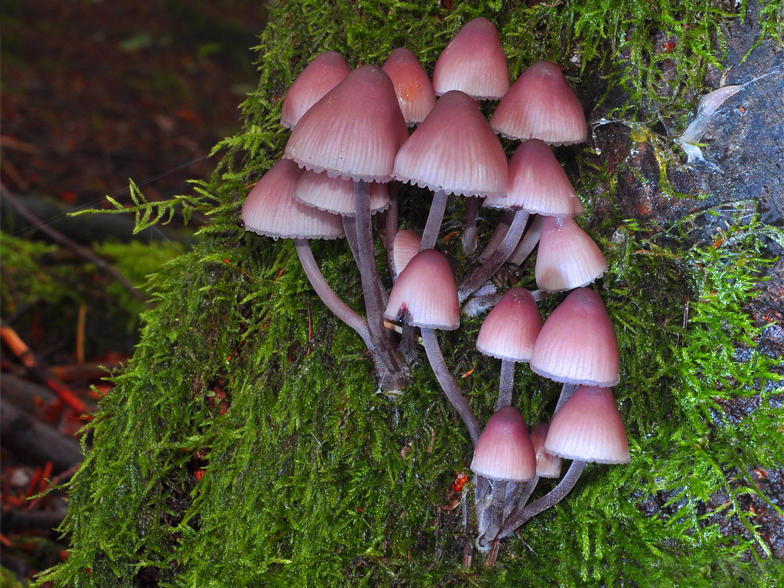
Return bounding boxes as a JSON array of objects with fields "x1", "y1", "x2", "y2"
[{"x1": 1, "y1": 1, "x2": 266, "y2": 583}]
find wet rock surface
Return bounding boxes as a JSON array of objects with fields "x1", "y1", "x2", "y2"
[{"x1": 592, "y1": 2, "x2": 784, "y2": 560}]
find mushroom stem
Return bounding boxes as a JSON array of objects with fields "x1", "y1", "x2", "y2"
[
  {"x1": 295, "y1": 238, "x2": 373, "y2": 347},
  {"x1": 421, "y1": 327, "x2": 481, "y2": 446},
  {"x1": 497, "y1": 359, "x2": 515, "y2": 410},
  {"x1": 555, "y1": 382, "x2": 580, "y2": 414},
  {"x1": 462, "y1": 196, "x2": 479, "y2": 256},
  {"x1": 385, "y1": 183, "x2": 399, "y2": 274},
  {"x1": 504, "y1": 476, "x2": 539, "y2": 520},
  {"x1": 419, "y1": 189, "x2": 449, "y2": 251},
  {"x1": 497, "y1": 459, "x2": 586, "y2": 540},
  {"x1": 462, "y1": 488, "x2": 473, "y2": 569},
  {"x1": 477, "y1": 209, "x2": 514, "y2": 264},
  {"x1": 343, "y1": 215, "x2": 388, "y2": 307},
  {"x1": 458, "y1": 211, "x2": 529, "y2": 304},
  {"x1": 478, "y1": 480, "x2": 507, "y2": 549},
  {"x1": 508, "y1": 214, "x2": 543, "y2": 267}
]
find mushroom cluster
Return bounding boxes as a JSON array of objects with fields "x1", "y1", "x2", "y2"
[{"x1": 242, "y1": 16, "x2": 628, "y2": 565}]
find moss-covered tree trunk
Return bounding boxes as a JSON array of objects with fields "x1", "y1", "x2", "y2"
[{"x1": 44, "y1": 1, "x2": 783, "y2": 586}]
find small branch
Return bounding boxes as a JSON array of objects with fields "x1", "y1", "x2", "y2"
[
  {"x1": 1, "y1": 182, "x2": 152, "y2": 307},
  {"x1": 0, "y1": 402, "x2": 83, "y2": 473},
  {"x1": 1, "y1": 324, "x2": 90, "y2": 415}
]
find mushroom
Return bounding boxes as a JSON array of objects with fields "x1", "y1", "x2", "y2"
[
  {"x1": 471, "y1": 406, "x2": 536, "y2": 551},
  {"x1": 430, "y1": 16, "x2": 510, "y2": 254},
  {"x1": 241, "y1": 159, "x2": 401, "y2": 387},
  {"x1": 535, "y1": 216, "x2": 608, "y2": 293},
  {"x1": 475, "y1": 287, "x2": 542, "y2": 409},
  {"x1": 392, "y1": 90, "x2": 507, "y2": 252},
  {"x1": 491, "y1": 60, "x2": 588, "y2": 146},
  {"x1": 384, "y1": 249, "x2": 481, "y2": 445},
  {"x1": 498, "y1": 385, "x2": 629, "y2": 540},
  {"x1": 530, "y1": 287, "x2": 620, "y2": 411},
  {"x1": 280, "y1": 51, "x2": 351, "y2": 130},
  {"x1": 284, "y1": 65, "x2": 410, "y2": 388}
]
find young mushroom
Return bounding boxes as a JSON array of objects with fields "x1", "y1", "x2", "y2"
[
  {"x1": 491, "y1": 60, "x2": 588, "y2": 146},
  {"x1": 475, "y1": 287, "x2": 542, "y2": 409},
  {"x1": 384, "y1": 249, "x2": 481, "y2": 445},
  {"x1": 470, "y1": 406, "x2": 536, "y2": 551},
  {"x1": 392, "y1": 90, "x2": 507, "y2": 252}
]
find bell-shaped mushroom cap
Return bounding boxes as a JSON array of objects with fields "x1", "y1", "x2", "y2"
[
  {"x1": 530, "y1": 287, "x2": 620, "y2": 387},
  {"x1": 284, "y1": 65, "x2": 409, "y2": 183},
  {"x1": 280, "y1": 51, "x2": 351, "y2": 129},
  {"x1": 535, "y1": 216, "x2": 608, "y2": 292},
  {"x1": 432, "y1": 17, "x2": 510, "y2": 100},
  {"x1": 384, "y1": 249, "x2": 459, "y2": 330},
  {"x1": 392, "y1": 91, "x2": 508, "y2": 198},
  {"x1": 470, "y1": 406, "x2": 537, "y2": 482},
  {"x1": 483, "y1": 139, "x2": 585, "y2": 216},
  {"x1": 544, "y1": 386, "x2": 630, "y2": 464},
  {"x1": 390, "y1": 229, "x2": 422, "y2": 280},
  {"x1": 382, "y1": 48, "x2": 436, "y2": 127},
  {"x1": 476, "y1": 288, "x2": 542, "y2": 362},
  {"x1": 491, "y1": 61, "x2": 587, "y2": 146},
  {"x1": 530, "y1": 422, "x2": 562, "y2": 478},
  {"x1": 242, "y1": 159, "x2": 345, "y2": 240},
  {"x1": 294, "y1": 170, "x2": 390, "y2": 217}
]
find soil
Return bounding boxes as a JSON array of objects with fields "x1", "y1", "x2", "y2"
[{"x1": 1, "y1": 0, "x2": 267, "y2": 211}]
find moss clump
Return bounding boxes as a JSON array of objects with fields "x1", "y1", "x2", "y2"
[{"x1": 41, "y1": 1, "x2": 783, "y2": 586}]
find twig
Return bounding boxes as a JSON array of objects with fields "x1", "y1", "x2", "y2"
[
  {"x1": 1, "y1": 323, "x2": 90, "y2": 415},
  {"x1": 0, "y1": 182, "x2": 152, "y2": 307}
]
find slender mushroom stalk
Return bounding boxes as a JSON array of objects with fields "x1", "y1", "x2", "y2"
[
  {"x1": 477, "y1": 209, "x2": 515, "y2": 264},
  {"x1": 497, "y1": 459, "x2": 587, "y2": 540},
  {"x1": 462, "y1": 196, "x2": 480, "y2": 255},
  {"x1": 555, "y1": 382, "x2": 580, "y2": 413},
  {"x1": 421, "y1": 327, "x2": 480, "y2": 446},
  {"x1": 497, "y1": 360, "x2": 515, "y2": 410},
  {"x1": 354, "y1": 181, "x2": 406, "y2": 379},
  {"x1": 419, "y1": 189, "x2": 449, "y2": 251},
  {"x1": 342, "y1": 214, "x2": 389, "y2": 307},
  {"x1": 457, "y1": 210, "x2": 529, "y2": 304},
  {"x1": 508, "y1": 213, "x2": 543, "y2": 266}
]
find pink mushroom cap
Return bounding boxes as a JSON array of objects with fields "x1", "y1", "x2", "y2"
[
  {"x1": 280, "y1": 51, "x2": 351, "y2": 130},
  {"x1": 535, "y1": 216, "x2": 608, "y2": 292},
  {"x1": 476, "y1": 288, "x2": 542, "y2": 362},
  {"x1": 389, "y1": 229, "x2": 422, "y2": 280},
  {"x1": 529, "y1": 422, "x2": 563, "y2": 478},
  {"x1": 241, "y1": 159, "x2": 345, "y2": 240},
  {"x1": 491, "y1": 61, "x2": 587, "y2": 146},
  {"x1": 471, "y1": 406, "x2": 537, "y2": 482},
  {"x1": 545, "y1": 385, "x2": 630, "y2": 464},
  {"x1": 392, "y1": 90, "x2": 508, "y2": 198},
  {"x1": 433, "y1": 17, "x2": 510, "y2": 100},
  {"x1": 530, "y1": 288, "x2": 620, "y2": 387},
  {"x1": 294, "y1": 170, "x2": 390, "y2": 217},
  {"x1": 384, "y1": 249, "x2": 459, "y2": 330},
  {"x1": 483, "y1": 139, "x2": 585, "y2": 216},
  {"x1": 382, "y1": 48, "x2": 436, "y2": 127},
  {"x1": 284, "y1": 65, "x2": 409, "y2": 183}
]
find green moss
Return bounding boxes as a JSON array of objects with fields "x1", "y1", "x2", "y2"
[{"x1": 40, "y1": 1, "x2": 783, "y2": 586}]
